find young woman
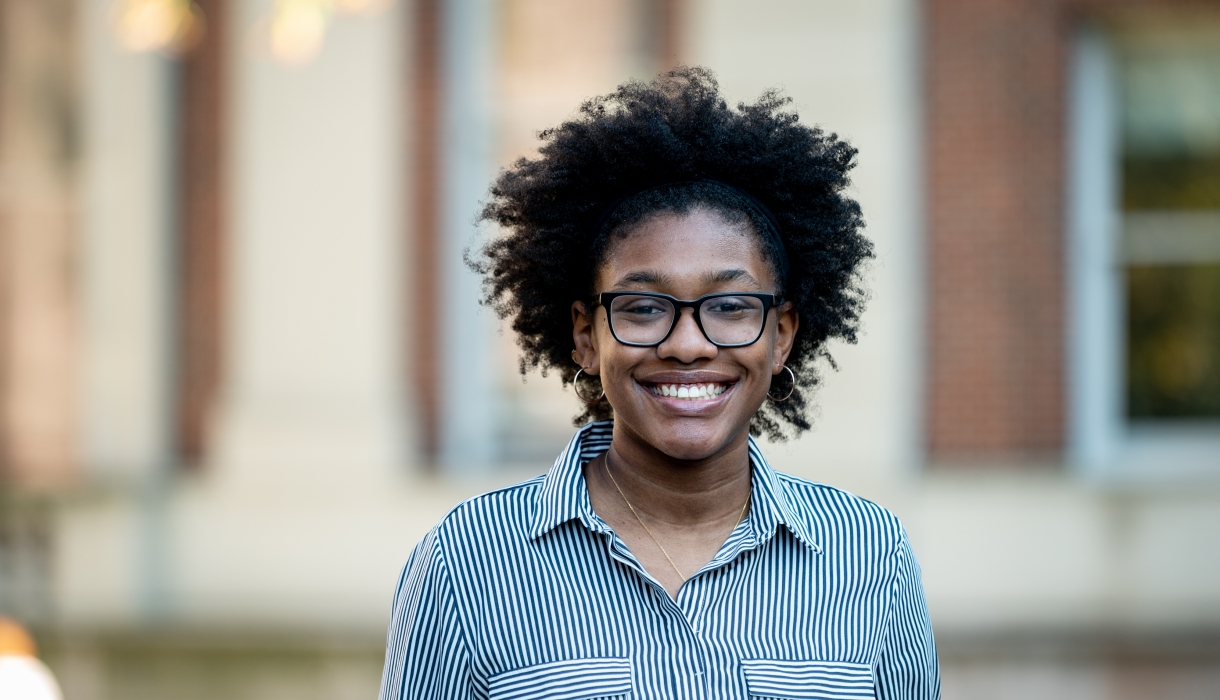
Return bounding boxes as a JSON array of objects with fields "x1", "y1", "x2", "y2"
[{"x1": 379, "y1": 67, "x2": 939, "y2": 700}]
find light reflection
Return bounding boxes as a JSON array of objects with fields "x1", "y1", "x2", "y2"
[
  {"x1": 270, "y1": 0, "x2": 331, "y2": 65},
  {"x1": 114, "y1": 0, "x2": 204, "y2": 54},
  {"x1": 334, "y1": 0, "x2": 395, "y2": 14},
  {"x1": 113, "y1": 0, "x2": 395, "y2": 64},
  {"x1": 0, "y1": 619, "x2": 62, "y2": 700},
  {"x1": 268, "y1": 0, "x2": 397, "y2": 66}
]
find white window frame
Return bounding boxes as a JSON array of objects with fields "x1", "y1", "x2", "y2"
[{"x1": 1067, "y1": 27, "x2": 1220, "y2": 482}]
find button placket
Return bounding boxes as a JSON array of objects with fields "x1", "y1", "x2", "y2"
[{"x1": 676, "y1": 576, "x2": 714, "y2": 699}]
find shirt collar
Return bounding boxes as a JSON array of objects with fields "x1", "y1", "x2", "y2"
[
  {"x1": 743, "y1": 437, "x2": 821, "y2": 553},
  {"x1": 528, "y1": 421, "x2": 821, "y2": 553},
  {"x1": 527, "y1": 421, "x2": 615, "y2": 540}
]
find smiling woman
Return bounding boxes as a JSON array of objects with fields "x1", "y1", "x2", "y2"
[{"x1": 378, "y1": 68, "x2": 939, "y2": 700}]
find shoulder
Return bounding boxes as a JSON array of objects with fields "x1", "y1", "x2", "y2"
[
  {"x1": 774, "y1": 472, "x2": 907, "y2": 555},
  {"x1": 429, "y1": 475, "x2": 548, "y2": 549}
]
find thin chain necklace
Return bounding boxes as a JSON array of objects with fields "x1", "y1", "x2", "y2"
[{"x1": 601, "y1": 452, "x2": 751, "y2": 583}]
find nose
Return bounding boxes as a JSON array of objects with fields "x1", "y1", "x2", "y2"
[{"x1": 656, "y1": 308, "x2": 717, "y2": 363}]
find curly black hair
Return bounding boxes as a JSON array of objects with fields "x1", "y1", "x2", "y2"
[{"x1": 470, "y1": 67, "x2": 871, "y2": 440}]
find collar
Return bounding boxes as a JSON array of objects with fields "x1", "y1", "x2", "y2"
[{"x1": 527, "y1": 421, "x2": 821, "y2": 553}]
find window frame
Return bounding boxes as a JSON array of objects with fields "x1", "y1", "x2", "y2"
[{"x1": 1067, "y1": 27, "x2": 1220, "y2": 482}]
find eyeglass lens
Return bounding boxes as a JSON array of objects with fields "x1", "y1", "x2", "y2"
[{"x1": 608, "y1": 295, "x2": 766, "y2": 346}]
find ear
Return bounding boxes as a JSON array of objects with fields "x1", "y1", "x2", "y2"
[
  {"x1": 772, "y1": 302, "x2": 799, "y2": 375},
  {"x1": 571, "y1": 301, "x2": 600, "y2": 375}
]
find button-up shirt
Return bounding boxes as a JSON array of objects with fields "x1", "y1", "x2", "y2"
[{"x1": 379, "y1": 421, "x2": 939, "y2": 700}]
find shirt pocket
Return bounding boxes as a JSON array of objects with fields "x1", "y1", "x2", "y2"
[
  {"x1": 741, "y1": 659, "x2": 876, "y2": 700},
  {"x1": 488, "y1": 657, "x2": 633, "y2": 700}
]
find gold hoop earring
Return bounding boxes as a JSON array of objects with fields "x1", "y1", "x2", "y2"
[
  {"x1": 573, "y1": 368, "x2": 605, "y2": 404},
  {"x1": 767, "y1": 365, "x2": 796, "y2": 402}
]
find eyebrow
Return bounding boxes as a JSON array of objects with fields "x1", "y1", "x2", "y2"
[
  {"x1": 607, "y1": 268, "x2": 763, "y2": 291},
  {"x1": 609, "y1": 270, "x2": 671, "y2": 289},
  {"x1": 703, "y1": 269, "x2": 762, "y2": 288}
]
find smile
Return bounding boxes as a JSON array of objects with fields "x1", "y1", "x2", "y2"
[{"x1": 646, "y1": 382, "x2": 730, "y2": 400}]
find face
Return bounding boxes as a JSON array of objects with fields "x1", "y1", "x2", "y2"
[{"x1": 572, "y1": 207, "x2": 798, "y2": 462}]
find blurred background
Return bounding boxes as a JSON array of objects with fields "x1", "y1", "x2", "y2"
[{"x1": 0, "y1": 0, "x2": 1218, "y2": 698}]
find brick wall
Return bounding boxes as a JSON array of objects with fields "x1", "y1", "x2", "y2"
[
  {"x1": 0, "y1": 0, "x2": 79, "y2": 486},
  {"x1": 925, "y1": 0, "x2": 1069, "y2": 463}
]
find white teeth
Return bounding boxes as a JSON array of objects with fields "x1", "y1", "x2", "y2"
[{"x1": 647, "y1": 383, "x2": 729, "y2": 400}]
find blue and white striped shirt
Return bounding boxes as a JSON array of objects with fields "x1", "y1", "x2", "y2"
[{"x1": 379, "y1": 421, "x2": 939, "y2": 700}]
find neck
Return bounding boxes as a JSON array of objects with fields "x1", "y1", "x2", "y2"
[{"x1": 597, "y1": 421, "x2": 753, "y2": 528}]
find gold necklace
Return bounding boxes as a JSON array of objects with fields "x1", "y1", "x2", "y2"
[{"x1": 601, "y1": 453, "x2": 751, "y2": 583}]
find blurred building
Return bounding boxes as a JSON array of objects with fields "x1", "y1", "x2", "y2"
[{"x1": 0, "y1": 0, "x2": 1217, "y2": 698}]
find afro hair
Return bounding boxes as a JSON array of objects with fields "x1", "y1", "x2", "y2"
[{"x1": 470, "y1": 66, "x2": 871, "y2": 440}]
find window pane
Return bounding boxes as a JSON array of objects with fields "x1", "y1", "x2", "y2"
[
  {"x1": 1124, "y1": 155, "x2": 1220, "y2": 210},
  {"x1": 1120, "y1": 35, "x2": 1220, "y2": 161},
  {"x1": 1127, "y1": 264, "x2": 1220, "y2": 418},
  {"x1": 1120, "y1": 39, "x2": 1220, "y2": 211},
  {"x1": 1120, "y1": 30, "x2": 1220, "y2": 421}
]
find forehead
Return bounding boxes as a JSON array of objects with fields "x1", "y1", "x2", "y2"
[{"x1": 595, "y1": 208, "x2": 775, "y2": 292}]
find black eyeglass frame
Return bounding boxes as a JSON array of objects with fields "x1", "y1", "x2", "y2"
[{"x1": 596, "y1": 291, "x2": 781, "y2": 348}]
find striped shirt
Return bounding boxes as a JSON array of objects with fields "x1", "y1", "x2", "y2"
[{"x1": 379, "y1": 421, "x2": 939, "y2": 700}]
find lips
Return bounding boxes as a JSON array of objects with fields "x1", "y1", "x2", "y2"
[
  {"x1": 646, "y1": 382, "x2": 728, "y2": 400},
  {"x1": 636, "y1": 369, "x2": 739, "y2": 405}
]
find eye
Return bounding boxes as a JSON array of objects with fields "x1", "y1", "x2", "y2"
[
  {"x1": 708, "y1": 300, "x2": 751, "y2": 313},
  {"x1": 614, "y1": 295, "x2": 673, "y2": 319},
  {"x1": 624, "y1": 303, "x2": 673, "y2": 317},
  {"x1": 701, "y1": 296, "x2": 764, "y2": 321}
]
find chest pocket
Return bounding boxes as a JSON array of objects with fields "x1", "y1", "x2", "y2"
[
  {"x1": 741, "y1": 660, "x2": 876, "y2": 700},
  {"x1": 488, "y1": 657, "x2": 633, "y2": 700}
]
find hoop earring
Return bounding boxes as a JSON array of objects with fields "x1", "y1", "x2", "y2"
[
  {"x1": 573, "y1": 368, "x2": 605, "y2": 404},
  {"x1": 767, "y1": 365, "x2": 796, "y2": 402}
]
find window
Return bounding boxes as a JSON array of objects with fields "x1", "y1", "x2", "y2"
[
  {"x1": 1069, "y1": 24, "x2": 1220, "y2": 478},
  {"x1": 1120, "y1": 33, "x2": 1220, "y2": 420}
]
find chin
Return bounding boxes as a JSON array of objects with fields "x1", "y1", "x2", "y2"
[{"x1": 642, "y1": 417, "x2": 741, "y2": 461}]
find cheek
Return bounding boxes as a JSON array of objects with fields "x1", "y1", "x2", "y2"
[
  {"x1": 741, "y1": 322, "x2": 780, "y2": 365},
  {"x1": 730, "y1": 345, "x2": 779, "y2": 396},
  {"x1": 591, "y1": 318, "x2": 632, "y2": 374},
  {"x1": 742, "y1": 346, "x2": 776, "y2": 377}
]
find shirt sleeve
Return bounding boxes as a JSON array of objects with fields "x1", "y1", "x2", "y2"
[
  {"x1": 873, "y1": 528, "x2": 940, "y2": 700},
  {"x1": 378, "y1": 527, "x2": 472, "y2": 700}
]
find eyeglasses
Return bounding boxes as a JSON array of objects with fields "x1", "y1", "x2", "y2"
[{"x1": 597, "y1": 292, "x2": 779, "y2": 348}]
